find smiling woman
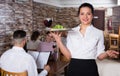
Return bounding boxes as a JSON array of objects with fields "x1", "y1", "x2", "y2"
[{"x1": 50, "y1": 2, "x2": 119, "y2": 76}]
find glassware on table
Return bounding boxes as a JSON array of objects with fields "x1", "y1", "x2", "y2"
[{"x1": 44, "y1": 18, "x2": 52, "y2": 27}]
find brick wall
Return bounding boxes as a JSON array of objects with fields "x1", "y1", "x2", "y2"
[{"x1": 0, "y1": 0, "x2": 33, "y2": 55}]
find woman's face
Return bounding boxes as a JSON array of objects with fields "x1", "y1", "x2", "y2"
[
  {"x1": 79, "y1": 7, "x2": 93, "y2": 26},
  {"x1": 46, "y1": 34, "x2": 53, "y2": 42}
]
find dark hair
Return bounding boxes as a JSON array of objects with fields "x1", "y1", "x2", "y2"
[
  {"x1": 77, "y1": 3, "x2": 94, "y2": 16},
  {"x1": 46, "y1": 31, "x2": 50, "y2": 35},
  {"x1": 31, "y1": 31, "x2": 40, "y2": 41},
  {"x1": 13, "y1": 30, "x2": 26, "y2": 39}
]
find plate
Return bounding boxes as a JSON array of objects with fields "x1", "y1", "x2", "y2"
[{"x1": 45, "y1": 28, "x2": 71, "y2": 31}]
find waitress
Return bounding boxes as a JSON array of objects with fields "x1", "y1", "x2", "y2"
[{"x1": 51, "y1": 3, "x2": 119, "y2": 76}]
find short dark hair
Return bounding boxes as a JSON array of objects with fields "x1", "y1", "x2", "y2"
[
  {"x1": 77, "y1": 3, "x2": 94, "y2": 16},
  {"x1": 13, "y1": 30, "x2": 26, "y2": 39}
]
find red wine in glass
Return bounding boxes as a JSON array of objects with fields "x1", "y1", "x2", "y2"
[{"x1": 44, "y1": 19, "x2": 52, "y2": 27}]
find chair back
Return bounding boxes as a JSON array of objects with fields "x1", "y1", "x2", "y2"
[
  {"x1": 109, "y1": 33, "x2": 119, "y2": 51},
  {"x1": 1, "y1": 68, "x2": 27, "y2": 76}
]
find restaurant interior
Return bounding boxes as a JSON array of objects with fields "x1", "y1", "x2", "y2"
[{"x1": 0, "y1": 0, "x2": 120, "y2": 76}]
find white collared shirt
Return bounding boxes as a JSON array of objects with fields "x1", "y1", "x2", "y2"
[
  {"x1": 66, "y1": 25, "x2": 105, "y2": 59},
  {"x1": 0, "y1": 46, "x2": 48, "y2": 76}
]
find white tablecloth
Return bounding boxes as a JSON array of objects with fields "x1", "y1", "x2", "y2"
[{"x1": 96, "y1": 59, "x2": 120, "y2": 76}]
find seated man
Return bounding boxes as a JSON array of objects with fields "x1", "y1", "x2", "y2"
[{"x1": 0, "y1": 30, "x2": 50, "y2": 76}]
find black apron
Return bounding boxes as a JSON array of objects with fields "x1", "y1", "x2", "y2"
[{"x1": 66, "y1": 58, "x2": 99, "y2": 76}]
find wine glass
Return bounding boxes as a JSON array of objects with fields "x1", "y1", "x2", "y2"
[
  {"x1": 44, "y1": 18, "x2": 52, "y2": 27},
  {"x1": 53, "y1": 44, "x2": 57, "y2": 48}
]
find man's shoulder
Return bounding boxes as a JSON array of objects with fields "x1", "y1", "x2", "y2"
[
  {"x1": 0, "y1": 49, "x2": 12, "y2": 57},
  {"x1": 19, "y1": 51, "x2": 33, "y2": 59},
  {"x1": 1, "y1": 49, "x2": 34, "y2": 61},
  {"x1": 23, "y1": 53, "x2": 35, "y2": 62}
]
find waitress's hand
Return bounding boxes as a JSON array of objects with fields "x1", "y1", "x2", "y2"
[
  {"x1": 50, "y1": 32, "x2": 62, "y2": 42},
  {"x1": 106, "y1": 50, "x2": 119, "y2": 58}
]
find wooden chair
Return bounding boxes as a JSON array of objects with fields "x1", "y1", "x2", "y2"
[
  {"x1": 1, "y1": 68, "x2": 27, "y2": 76},
  {"x1": 109, "y1": 33, "x2": 119, "y2": 51}
]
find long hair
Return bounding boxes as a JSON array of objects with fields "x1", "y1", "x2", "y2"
[{"x1": 31, "y1": 31, "x2": 40, "y2": 41}]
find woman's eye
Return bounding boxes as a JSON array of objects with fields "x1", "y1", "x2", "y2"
[{"x1": 80, "y1": 13, "x2": 84, "y2": 15}]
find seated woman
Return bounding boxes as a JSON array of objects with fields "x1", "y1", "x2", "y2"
[
  {"x1": 27, "y1": 30, "x2": 41, "y2": 62},
  {"x1": 37, "y1": 31, "x2": 57, "y2": 69}
]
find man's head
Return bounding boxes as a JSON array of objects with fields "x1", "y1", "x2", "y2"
[{"x1": 13, "y1": 30, "x2": 26, "y2": 47}]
